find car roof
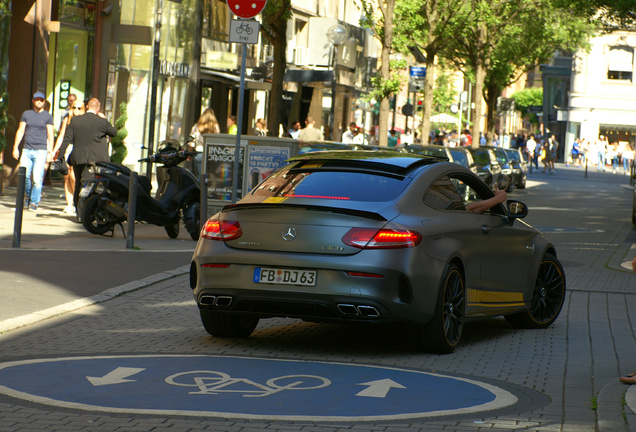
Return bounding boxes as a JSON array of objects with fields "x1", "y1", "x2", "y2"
[{"x1": 287, "y1": 150, "x2": 442, "y2": 175}]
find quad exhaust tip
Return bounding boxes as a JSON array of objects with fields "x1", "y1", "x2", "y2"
[
  {"x1": 199, "y1": 295, "x2": 233, "y2": 307},
  {"x1": 337, "y1": 304, "x2": 380, "y2": 317}
]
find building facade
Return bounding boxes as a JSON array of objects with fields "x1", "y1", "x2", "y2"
[
  {"x1": 567, "y1": 31, "x2": 636, "y2": 156},
  {"x1": 2, "y1": 0, "x2": 376, "y2": 177}
]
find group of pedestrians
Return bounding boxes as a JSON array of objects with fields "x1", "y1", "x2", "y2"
[
  {"x1": 12, "y1": 91, "x2": 117, "y2": 214},
  {"x1": 521, "y1": 133, "x2": 559, "y2": 174}
]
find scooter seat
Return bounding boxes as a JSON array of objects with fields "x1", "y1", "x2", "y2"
[{"x1": 138, "y1": 175, "x2": 152, "y2": 194}]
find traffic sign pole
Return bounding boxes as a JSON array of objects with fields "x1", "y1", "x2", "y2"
[
  {"x1": 226, "y1": 0, "x2": 267, "y2": 203},
  {"x1": 231, "y1": 43, "x2": 247, "y2": 204}
]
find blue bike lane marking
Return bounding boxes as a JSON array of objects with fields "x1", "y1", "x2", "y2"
[{"x1": 0, "y1": 355, "x2": 518, "y2": 421}]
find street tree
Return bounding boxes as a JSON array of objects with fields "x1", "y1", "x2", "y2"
[
  {"x1": 361, "y1": 0, "x2": 400, "y2": 147},
  {"x1": 564, "y1": 0, "x2": 636, "y2": 31},
  {"x1": 509, "y1": 87, "x2": 543, "y2": 130},
  {"x1": 261, "y1": 0, "x2": 292, "y2": 137},
  {"x1": 393, "y1": 0, "x2": 471, "y2": 144},
  {"x1": 481, "y1": 3, "x2": 593, "y2": 142}
]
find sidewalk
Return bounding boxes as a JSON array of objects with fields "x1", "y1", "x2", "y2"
[
  {"x1": 0, "y1": 181, "x2": 195, "y2": 332},
  {"x1": 0, "y1": 182, "x2": 198, "y2": 251}
]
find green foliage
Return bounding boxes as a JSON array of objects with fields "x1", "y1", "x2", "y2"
[
  {"x1": 0, "y1": 1, "x2": 10, "y2": 15},
  {"x1": 510, "y1": 87, "x2": 543, "y2": 126},
  {"x1": 110, "y1": 102, "x2": 128, "y2": 165},
  {"x1": 432, "y1": 68, "x2": 458, "y2": 114}
]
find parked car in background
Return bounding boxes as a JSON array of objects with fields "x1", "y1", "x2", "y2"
[
  {"x1": 488, "y1": 147, "x2": 514, "y2": 192},
  {"x1": 467, "y1": 147, "x2": 508, "y2": 191},
  {"x1": 190, "y1": 150, "x2": 566, "y2": 353},
  {"x1": 447, "y1": 146, "x2": 478, "y2": 175},
  {"x1": 503, "y1": 147, "x2": 528, "y2": 190},
  {"x1": 405, "y1": 144, "x2": 452, "y2": 161}
]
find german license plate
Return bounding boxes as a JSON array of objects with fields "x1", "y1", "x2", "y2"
[
  {"x1": 254, "y1": 267, "x2": 317, "y2": 286},
  {"x1": 79, "y1": 184, "x2": 94, "y2": 198}
]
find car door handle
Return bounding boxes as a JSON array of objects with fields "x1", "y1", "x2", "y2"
[{"x1": 481, "y1": 225, "x2": 491, "y2": 234}]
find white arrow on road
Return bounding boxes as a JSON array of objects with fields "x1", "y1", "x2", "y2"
[
  {"x1": 87, "y1": 367, "x2": 146, "y2": 386},
  {"x1": 355, "y1": 378, "x2": 406, "y2": 398}
]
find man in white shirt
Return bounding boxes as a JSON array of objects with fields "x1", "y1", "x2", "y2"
[
  {"x1": 526, "y1": 134, "x2": 537, "y2": 174},
  {"x1": 341, "y1": 122, "x2": 358, "y2": 143}
]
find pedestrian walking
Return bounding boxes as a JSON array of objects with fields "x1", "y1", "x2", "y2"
[
  {"x1": 526, "y1": 134, "x2": 538, "y2": 174},
  {"x1": 62, "y1": 97, "x2": 117, "y2": 211},
  {"x1": 297, "y1": 116, "x2": 324, "y2": 141},
  {"x1": 341, "y1": 122, "x2": 358, "y2": 143},
  {"x1": 189, "y1": 107, "x2": 220, "y2": 178},
  {"x1": 52, "y1": 99, "x2": 85, "y2": 214},
  {"x1": 597, "y1": 135, "x2": 608, "y2": 171},
  {"x1": 11, "y1": 91, "x2": 55, "y2": 212},
  {"x1": 227, "y1": 115, "x2": 237, "y2": 135}
]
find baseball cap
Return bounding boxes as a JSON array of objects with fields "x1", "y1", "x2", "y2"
[{"x1": 33, "y1": 91, "x2": 45, "y2": 100}]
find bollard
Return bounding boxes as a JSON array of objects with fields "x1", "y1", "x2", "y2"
[
  {"x1": 126, "y1": 171, "x2": 138, "y2": 249},
  {"x1": 200, "y1": 172, "x2": 208, "y2": 229},
  {"x1": 12, "y1": 167, "x2": 26, "y2": 248}
]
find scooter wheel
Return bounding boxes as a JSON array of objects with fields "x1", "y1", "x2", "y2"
[
  {"x1": 81, "y1": 194, "x2": 116, "y2": 235},
  {"x1": 165, "y1": 220, "x2": 180, "y2": 238},
  {"x1": 183, "y1": 200, "x2": 201, "y2": 241}
]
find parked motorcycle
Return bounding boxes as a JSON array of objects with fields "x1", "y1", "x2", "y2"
[{"x1": 77, "y1": 139, "x2": 201, "y2": 240}]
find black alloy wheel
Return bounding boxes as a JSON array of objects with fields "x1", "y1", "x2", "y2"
[
  {"x1": 505, "y1": 253, "x2": 566, "y2": 329},
  {"x1": 412, "y1": 263, "x2": 465, "y2": 354}
]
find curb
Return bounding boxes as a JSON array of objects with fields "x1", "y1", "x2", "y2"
[{"x1": 0, "y1": 265, "x2": 189, "y2": 334}]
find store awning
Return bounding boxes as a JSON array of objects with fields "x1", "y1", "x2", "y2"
[
  {"x1": 201, "y1": 68, "x2": 271, "y2": 90},
  {"x1": 284, "y1": 69, "x2": 333, "y2": 83}
]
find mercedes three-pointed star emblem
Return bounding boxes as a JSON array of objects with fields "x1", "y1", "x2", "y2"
[{"x1": 282, "y1": 227, "x2": 297, "y2": 241}]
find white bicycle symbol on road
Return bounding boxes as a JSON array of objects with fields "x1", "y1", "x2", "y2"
[{"x1": 166, "y1": 370, "x2": 331, "y2": 398}]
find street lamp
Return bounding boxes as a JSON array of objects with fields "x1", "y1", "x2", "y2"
[{"x1": 326, "y1": 24, "x2": 348, "y2": 141}]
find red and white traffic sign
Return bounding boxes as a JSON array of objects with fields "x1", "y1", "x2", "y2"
[{"x1": 227, "y1": 0, "x2": 267, "y2": 19}]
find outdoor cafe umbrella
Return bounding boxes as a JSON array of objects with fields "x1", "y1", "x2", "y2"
[{"x1": 430, "y1": 113, "x2": 459, "y2": 123}]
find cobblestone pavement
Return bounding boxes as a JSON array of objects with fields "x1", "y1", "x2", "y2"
[{"x1": 0, "y1": 163, "x2": 635, "y2": 431}]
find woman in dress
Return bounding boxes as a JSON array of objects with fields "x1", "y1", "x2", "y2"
[{"x1": 52, "y1": 100, "x2": 85, "y2": 214}]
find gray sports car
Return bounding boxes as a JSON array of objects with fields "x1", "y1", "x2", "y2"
[{"x1": 190, "y1": 151, "x2": 566, "y2": 353}]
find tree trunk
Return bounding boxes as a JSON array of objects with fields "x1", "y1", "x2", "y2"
[
  {"x1": 377, "y1": 0, "x2": 395, "y2": 147},
  {"x1": 267, "y1": 26, "x2": 287, "y2": 137},
  {"x1": 471, "y1": 26, "x2": 487, "y2": 149},
  {"x1": 420, "y1": 52, "x2": 436, "y2": 145},
  {"x1": 485, "y1": 82, "x2": 499, "y2": 146}
]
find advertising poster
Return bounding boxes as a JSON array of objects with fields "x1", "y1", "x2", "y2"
[
  {"x1": 246, "y1": 146, "x2": 290, "y2": 191},
  {"x1": 205, "y1": 143, "x2": 245, "y2": 201}
]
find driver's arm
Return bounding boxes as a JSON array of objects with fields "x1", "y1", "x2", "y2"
[{"x1": 466, "y1": 187, "x2": 507, "y2": 214}]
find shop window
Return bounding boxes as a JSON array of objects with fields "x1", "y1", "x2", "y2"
[
  {"x1": 202, "y1": 0, "x2": 229, "y2": 41},
  {"x1": 608, "y1": 46, "x2": 634, "y2": 81}
]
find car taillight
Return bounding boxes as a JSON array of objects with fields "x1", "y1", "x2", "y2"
[
  {"x1": 201, "y1": 219, "x2": 242, "y2": 241},
  {"x1": 342, "y1": 228, "x2": 422, "y2": 249}
]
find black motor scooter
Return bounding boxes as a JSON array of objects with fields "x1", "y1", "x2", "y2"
[{"x1": 78, "y1": 139, "x2": 201, "y2": 240}]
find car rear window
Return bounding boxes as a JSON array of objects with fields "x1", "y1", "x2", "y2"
[{"x1": 250, "y1": 169, "x2": 408, "y2": 202}]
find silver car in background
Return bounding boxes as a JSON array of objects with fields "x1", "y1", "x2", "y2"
[{"x1": 190, "y1": 151, "x2": 566, "y2": 353}]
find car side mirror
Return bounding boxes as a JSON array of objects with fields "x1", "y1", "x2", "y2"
[{"x1": 507, "y1": 200, "x2": 528, "y2": 219}]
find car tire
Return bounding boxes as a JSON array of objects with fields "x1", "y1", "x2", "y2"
[
  {"x1": 505, "y1": 253, "x2": 566, "y2": 329},
  {"x1": 199, "y1": 309, "x2": 259, "y2": 338},
  {"x1": 411, "y1": 263, "x2": 465, "y2": 354},
  {"x1": 518, "y1": 175, "x2": 527, "y2": 189}
]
